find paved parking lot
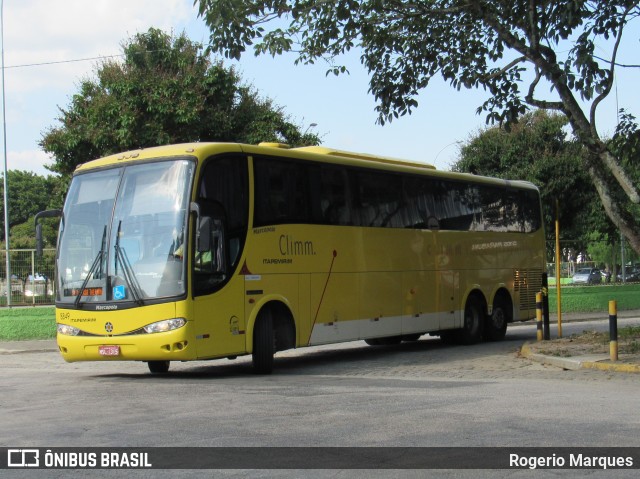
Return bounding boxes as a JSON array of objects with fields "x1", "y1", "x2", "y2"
[{"x1": 2, "y1": 318, "x2": 640, "y2": 478}]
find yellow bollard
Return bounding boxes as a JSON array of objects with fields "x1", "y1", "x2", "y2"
[
  {"x1": 536, "y1": 292, "x2": 543, "y2": 342},
  {"x1": 609, "y1": 300, "x2": 618, "y2": 362}
]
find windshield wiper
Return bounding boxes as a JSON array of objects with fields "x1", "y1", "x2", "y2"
[
  {"x1": 114, "y1": 220, "x2": 145, "y2": 305},
  {"x1": 74, "y1": 225, "x2": 107, "y2": 308}
]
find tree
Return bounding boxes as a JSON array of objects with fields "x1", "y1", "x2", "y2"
[
  {"x1": 453, "y1": 110, "x2": 613, "y2": 248},
  {"x1": 41, "y1": 28, "x2": 319, "y2": 176},
  {"x1": 195, "y1": 0, "x2": 640, "y2": 254},
  {"x1": 0, "y1": 171, "x2": 58, "y2": 242}
]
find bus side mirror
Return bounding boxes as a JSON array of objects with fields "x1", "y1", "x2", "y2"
[
  {"x1": 197, "y1": 217, "x2": 212, "y2": 253},
  {"x1": 34, "y1": 209, "x2": 62, "y2": 257},
  {"x1": 36, "y1": 224, "x2": 43, "y2": 257},
  {"x1": 211, "y1": 218, "x2": 226, "y2": 274}
]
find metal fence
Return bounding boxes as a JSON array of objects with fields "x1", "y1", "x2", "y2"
[{"x1": 1, "y1": 249, "x2": 56, "y2": 306}]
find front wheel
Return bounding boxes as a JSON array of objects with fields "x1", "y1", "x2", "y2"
[{"x1": 252, "y1": 310, "x2": 275, "y2": 374}]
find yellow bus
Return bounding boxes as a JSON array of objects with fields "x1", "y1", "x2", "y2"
[{"x1": 39, "y1": 142, "x2": 545, "y2": 374}]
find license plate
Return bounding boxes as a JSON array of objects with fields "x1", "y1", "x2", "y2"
[{"x1": 98, "y1": 345, "x2": 120, "y2": 356}]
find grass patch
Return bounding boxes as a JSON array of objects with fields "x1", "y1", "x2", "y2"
[
  {"x1": 0, "y1": 307, "x2": 56, "y2": 341},
  {"x1": 619, "y1": 325, "x2": 640, "y2": 339},
  {"x1": 547, "y1": 283, "x2": 640, "y2": 313},
  {"x1": 571, "y1": 327, "x2": 640, "y2": 353},
  {"x1": 533, "y1": 326, "x2": 640, "y2": 358}
]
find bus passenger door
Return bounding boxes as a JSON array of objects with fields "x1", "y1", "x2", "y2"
[
  {"x1": 191, "y1": 212, "x2": 246, "y2": 359},
  {"x1": 192, "y1": 155, "x2": 249, "y2": 359}
]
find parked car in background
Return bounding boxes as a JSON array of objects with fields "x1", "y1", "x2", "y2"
[
  {"x1": 617, "y1": 268, "x2": 640, "y2": 283},
  {"x1": 572, "y1": 268, "x2": 602, "y2": 285}
]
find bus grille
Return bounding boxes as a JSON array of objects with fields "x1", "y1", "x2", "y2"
[{"x1": 514, "y1": 269, "x2": 543, "y2": 311}]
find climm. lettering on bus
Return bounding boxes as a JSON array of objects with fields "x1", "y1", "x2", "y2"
[{"x1": 279, "y1": 234, "x2": 316, "y2": 256}]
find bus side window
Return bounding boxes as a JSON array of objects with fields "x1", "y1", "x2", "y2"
[
  {"x1": 352, "y1": 170, "x2": 402, "y2": 228},
  {"x1": 402, "y1": 177, "x2": 431, "y2": 229},
  {"x1": 194, "y1": 202, "x2": 226, "y2": 272},
  {"x1": 253, "y1": 157, "x2": 312, "y2": 226},
  {"x1": 319, "y1": 166, "x2": 351, "y2": 225}
]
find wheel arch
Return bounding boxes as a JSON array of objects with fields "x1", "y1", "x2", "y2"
[
  {"x1": 462, "y1": 287, "x2": 488, "y2": 317},
  {"x1": 247, "y1": 297, "x2": 296, "y2": 354}
]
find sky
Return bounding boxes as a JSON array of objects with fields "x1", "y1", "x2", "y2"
[{"x1": 1, "y1": 0, "x2": 639, "y2": 177}]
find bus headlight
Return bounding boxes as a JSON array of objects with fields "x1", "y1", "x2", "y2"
[
  {"x1": 57, "y1": 324, "x2": 80, "y2": 336},
  {"x1": 143, "y1": 318, "x2": 187, "y2": 334}
]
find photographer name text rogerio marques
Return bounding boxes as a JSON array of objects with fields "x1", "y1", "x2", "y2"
[{"x1": 510, "y1": 453, "x2": 634, "y2": 470}]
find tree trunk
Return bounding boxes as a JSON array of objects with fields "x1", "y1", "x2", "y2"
[
  {"x1": 550, "y1": 83, "x2": 640, "y2": 257},
  {"x1": 587, "y1": 162, "x2": 640, "y2": 257}
]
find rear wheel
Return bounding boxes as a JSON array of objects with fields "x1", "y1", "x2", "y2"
[
  {"x1": 485, "y1": 296, "x2": 510, "y2": 341},
  {"x1": 148, "y1": 360, "x2": 170, "y2": 374},
  {"x1": 252, "y1": 310, "x2": 275, "y2": 374},
  {"x1": 459, "y1": 295, "x2": 484, "y2": 345}
]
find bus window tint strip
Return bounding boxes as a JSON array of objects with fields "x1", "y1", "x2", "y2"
[{"x1": 252, "y1": 156, "x2": 541, "y2": 233}]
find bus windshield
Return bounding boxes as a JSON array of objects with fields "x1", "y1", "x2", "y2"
[{"x1": 57, "y1": 159, "x2": 195, "y2": 306}]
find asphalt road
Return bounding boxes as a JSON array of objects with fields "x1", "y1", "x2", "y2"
[{"x1": 2, "y1": 317, "x2": 640, "y2": 478}]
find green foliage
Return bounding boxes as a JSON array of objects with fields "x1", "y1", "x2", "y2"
[
  {"x1": 195, "y1": 1, "x2": 640, "y2": 256},
  {"x1": 586, "y1": 232, "x2": 617, "y2": 267},
  {"x1": 609, "y1": 110, "x2": 640, "y2": 231},
  {"x1": 40, "y1": 28, "x2": 320, "y2": 176},
  {"x1": 195, "y1": 1, "x2": 638, "y2": 126},
  {"x1": 0, "y1": 171, "x2": 62, "y2": 244}
]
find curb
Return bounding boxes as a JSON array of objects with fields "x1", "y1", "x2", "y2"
[
  {"x1": 0, "y1": 340, "x2": 58, "y2": 355},
  {"x1": 0, "y1": 348, "x2": 56, "y2": 355},
  {"x1": 520, "y1": 343, "x2": 640, "y2": 373}
]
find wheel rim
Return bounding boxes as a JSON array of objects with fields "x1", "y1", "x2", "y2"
[
  {"x1": 492, "y1": 307, "x2": 506, "y2": 329},
  {"x1": 465, "y1": 306, "x2": 480, "y2": 335}
]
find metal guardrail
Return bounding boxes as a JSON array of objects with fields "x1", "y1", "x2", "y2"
[{"x1": 1, "y1": 249, "x2": 56, "y2": 306}]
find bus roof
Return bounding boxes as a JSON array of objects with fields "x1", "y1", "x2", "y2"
[
  {"x1": 72, "y1": 141, "x2": 539, "y2": 192},
  {"x1": 291, "y1": 145, "x2": 436, "y2": 170}
]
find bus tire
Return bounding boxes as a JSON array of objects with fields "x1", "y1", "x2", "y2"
[
  {"x1": 459, "y1": 295, "x2": 484, "y2": 345},
  {"x1": 252, "y1": 310, "x2": 275, "y2": 374},
  {"x1": 365, "y1": 338, "x2": 382, "y2": 346},
  {"x1": 485, "y1": 296, "x2": 510, "y2": 341},
  {"x1": 148, "y1": 360, "x2": 170, "y2": 374}
]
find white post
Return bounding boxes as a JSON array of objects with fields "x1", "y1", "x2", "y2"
[{"x1": 1, "y1": 0, "x2": 11, "y2": 306}]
